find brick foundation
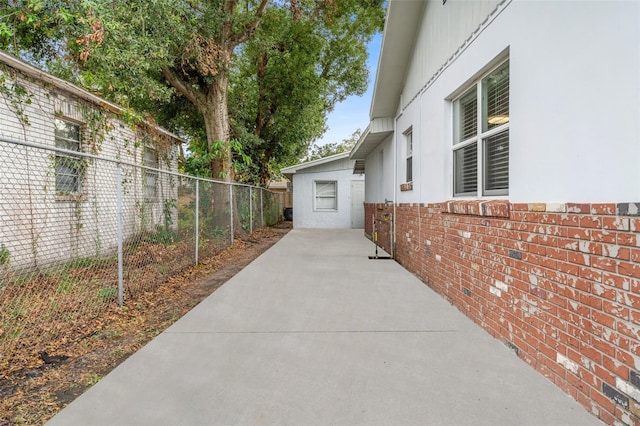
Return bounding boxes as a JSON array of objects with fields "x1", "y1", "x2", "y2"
[{"x1": 365, "y1": 201, "x2": 640, "y2": 425}]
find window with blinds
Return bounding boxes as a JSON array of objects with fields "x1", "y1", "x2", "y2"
[
  {"x1": 484, "y1": 130, "x2": 509, "y2": 192},
  {"x1": 315, "y1": 181, "x2": 337, "y2": 210},
  {"x1": 54, "y1": 119, "x2": 82, "y2": 193},
  {"x1": 453, "y1": 60, "x2": 509, "y2": 197},
  {"x1": 454, "y1": 142, "x2": 477, "y2": 194},
  {"x1": 457, "y1": 88, "x2": 477, "y2": 143},
  {"x1": 483, "y1": 62, "x2": 510, "y2": 131}
]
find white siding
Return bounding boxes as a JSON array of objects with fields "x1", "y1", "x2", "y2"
[
  {"x1": 0, "y1": 63, "x2": 179, "y2": 268},
  {"x1": 402, "y1": 0, "x2": 502, "y2": 112}
]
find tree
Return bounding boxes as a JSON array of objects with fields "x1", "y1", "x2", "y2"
[
  {"x1": 1, "y1": 0, "x2": 268, "y2": 181},
  {"x1": 305, "y1": 129, "x2": 361, "y2": 162},
  {"x1": 0, "y1": 1, "x2": 89, "y2": 62},
  {"x1": 230, "y1": 3, "x2": 382, "y2": 185},
  {"x1": 0, "y1": 0, "x2": 384, "y2": 184}
]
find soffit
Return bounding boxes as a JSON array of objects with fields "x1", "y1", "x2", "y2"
[{"x1": 370, "y1": 0, "x2": 425, "y2": 119}]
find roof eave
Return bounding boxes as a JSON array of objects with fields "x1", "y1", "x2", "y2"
[
  {"x1": 280, "y1": 151, "x2": 351, "y2": 179},
  {"x1": 369, "y1": 0, "x2": 426, "y2": 120},
  {"x1": 0, "y1": 50, "x2": 185, "y2": 144},
  {"x1": 350, "y1": 117, "x2": 394, "y2": 160}
]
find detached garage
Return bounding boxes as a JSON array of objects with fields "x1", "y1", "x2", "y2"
[{"x1": 281, "y1": 152, "x2": 365, "y2": 229}]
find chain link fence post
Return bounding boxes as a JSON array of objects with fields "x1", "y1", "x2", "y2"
[
  {"x1": 195, "y1": 179, "x2": 199, "y2": 265},
  {"x1": 249, "y1": 186, "x2": 253, "y2": 233},
  {"x1": 260, "y1": 189, "x2": 264, "y2": 227},
  {"x1": 229, "y1": 184, "x2": 234, "y2": 245},
  {"x1": 116, "y1": 162, "x2": 124, "y2": 307}
]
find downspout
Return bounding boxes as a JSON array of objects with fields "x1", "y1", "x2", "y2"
[
  {"x1": 418, "y1": 96, "x2": 422, "y2": 248},
  {"x1": 392, "y1": 114, "x2": 398, "y2": 259}
]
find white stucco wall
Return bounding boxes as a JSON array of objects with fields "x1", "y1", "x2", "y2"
[
  {"x1": 291, "y1": 160, "x2": 365, "y2": 229},
  {"x1": 366, "y1": 0, "x2": 640, "y2": 204}
]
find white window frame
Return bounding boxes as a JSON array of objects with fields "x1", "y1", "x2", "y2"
[
  {"x1": 452, "y1": 60, "x2": 509, "y2": 197},
  {"x1": 143, "y1": 146, "x2": 159, "y2": 202},
  {"x1": 54, "y1": 118, "x2": 83, "y2": 194},
  {"x1": 314, "y1": 180, "x2": 338, "y2": 211},
  {"x1": 405, "y1": 128, "x2": 413, "y2": 183}
]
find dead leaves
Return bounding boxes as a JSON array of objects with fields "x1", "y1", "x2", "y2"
[
  {"x1": 182, "y1": 36, "x2": 230, "y2": 77},
  {"x1": 75, "y1": 19, "x2": 105, "y2": 63},
  {"x1": 0, "y1": 225, "x2": 289, "y2": 425}
]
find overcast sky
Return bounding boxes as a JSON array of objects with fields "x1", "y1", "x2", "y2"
[{"x1": 315, "y1": 33, "x2": 382, "y2": 146}]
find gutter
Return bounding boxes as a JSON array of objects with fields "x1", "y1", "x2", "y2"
[{"x1": 0, "y1": 50, "x2": 184, "y2": 143}]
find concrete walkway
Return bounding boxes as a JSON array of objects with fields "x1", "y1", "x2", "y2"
[{"x1": 47, "y1": 229, "x2": 602, "y2": 426}]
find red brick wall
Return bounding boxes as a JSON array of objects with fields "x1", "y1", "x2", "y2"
[
  {"x1": 364, "y1": 201, "x2": 640, "y2": 425},
  {"x1": 365, "y1": 204, "x2": 393, "y2": 254}
]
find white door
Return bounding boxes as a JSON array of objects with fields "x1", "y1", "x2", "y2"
[{"x1": 350, "y1": 180, "x2": 365, "y2": 229}]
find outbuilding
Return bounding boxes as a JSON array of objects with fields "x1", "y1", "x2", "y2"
[
  {"x1": 281, "y1": 152, "x2": 364, "y2": 229},
  {"x1": 0, "y1": 50, "x2": 181, "y2": 268}
]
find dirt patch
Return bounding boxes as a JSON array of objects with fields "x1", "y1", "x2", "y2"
[{"x1": 0, "y1": 223, "x2": 291, "y2": 426}]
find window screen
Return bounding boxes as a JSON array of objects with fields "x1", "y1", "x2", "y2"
[
  {"x1": 54, "y1": 119, "x2": 82, "y2": 193},
  {"x1": 315, "y1": 181, "x2": 337, "y2": 210},
  {"x1": 144, "y1": 147, "x2": 159, "y2": 201}
]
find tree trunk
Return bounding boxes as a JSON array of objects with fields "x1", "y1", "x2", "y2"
[
  {"x1": 200, "y1": 61, "x2": 238, "y2": 235},
  {"x1": 202, "y1": 69, "x2": 233, "y2": 182}
]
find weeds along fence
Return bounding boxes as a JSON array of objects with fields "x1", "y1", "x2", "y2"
[{"x1": 0, "y1": 135, "x2": 284, "y2": 364}]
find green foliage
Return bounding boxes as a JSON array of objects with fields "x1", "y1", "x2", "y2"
[
  {"x1": 304, "y1": 129, "x2": 362, "y2": 162},
  {"x1": 97, "y1": 287, "x2": 117, "y2": 302},
  {"x1": 163, "y1": 198, "x2": 177, "y2": 226},
  {"x1": 230, "y1": 2, "x2": 383, "y2": 185},
  {"x1": 178, "y1": 199, "x2": 196, "y2": 230},
  {"x1": 0, "y1": 244, "x2": 9, "y2": 266},
  {"x1": 142, "y1": 226, "x2": 176, "y2": 246},
  {"x1": 183, "y1": 150, "x2": 215, "y2": 178},
  {"x1": 0, "y1": 70, "x2": 34, "y2": 128},
  {"x1": 56, "y1": 271, "x2": 76, "y2": 293},
  {"x1": 10, "y1": 307, "x2": 24, "y2": 321},
  {"x1": 209, "y1": 226, "x2": 228, "y2": 241},
  {"x1": 184, "y1": 138, "x2": 252, "y2": 179},
  {"x1": 65, "y1": 256, "x2": 98, "y2": 269},
  {"x1": 0, "y1": 1, "x2": 89, "y2": 62},
  {"x1": 2, "y1": 0, "x2": 384, "y2": 185},
  {"x1": 82, "y1": 373, "x2": 103, "y2": 386}
]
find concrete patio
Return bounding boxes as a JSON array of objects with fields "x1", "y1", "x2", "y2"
[{"x1": 47, "y1": 229, "x2": 602, "y2": 425}]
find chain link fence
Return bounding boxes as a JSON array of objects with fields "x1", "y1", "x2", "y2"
[{"x1": 0, "y1": 135, "x2": 284, "y2": 367}]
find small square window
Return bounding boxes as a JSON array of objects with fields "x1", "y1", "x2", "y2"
[{"x1": 315, "y1": 181, "x2": 337, "y2": 211}]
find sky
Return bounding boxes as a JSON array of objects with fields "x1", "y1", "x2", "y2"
[{"x1": 315, "y1": 33, "x2": 382, "y2": 146}]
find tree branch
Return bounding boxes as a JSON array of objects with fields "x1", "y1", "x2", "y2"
[
  {"x1": 229, "y1": 0, "x2": 271, "y2": 47},
  {"x1": 161, "y1": 65, "x2": 205, "y2": 109},
  {"x1": 223, "y1": 0, "x2": 239, "y2": 15},
  {"x1": 222, "y1": 0, "x2": 239, "y2": 44}
]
